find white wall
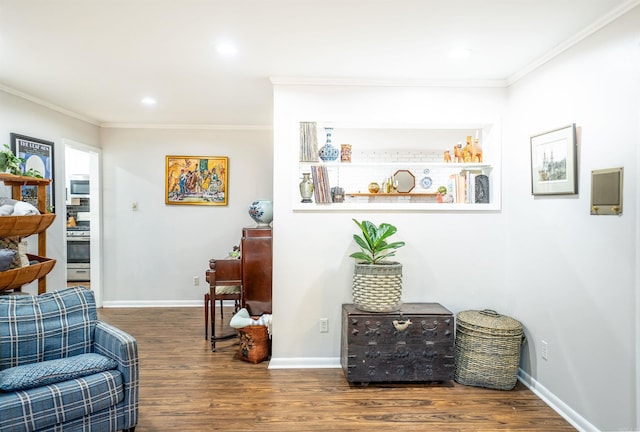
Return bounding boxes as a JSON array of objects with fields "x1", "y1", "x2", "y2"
[
  {"x1": 99, "y1": 127, "x2": 272, "y2": 303},
  {"x1": 271, "y1": 84, "x2": 507, "y2": 361},
  {"x1": 505, "y1": 7, "x2": 640, "y2": 431},
  {"x1": 0, "y1": 89, "x2": 100, "y2": 294},
  {"x1": 271, "y1": 7, "x2": 640, "y2": 430}
]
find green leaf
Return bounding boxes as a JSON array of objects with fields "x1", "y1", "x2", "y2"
[
  {"x1": 349, "y1": 251, "x2": 373, "y2": 263},
  {"x1": 351, "y1": 218, "x2": 404, "y2": 264},
  {"x1": 352, "y1": 234, "x2": 369, "y2": 249},
  {"x1": 378, "y1": 241, "x2": 406, "y2": 252}
]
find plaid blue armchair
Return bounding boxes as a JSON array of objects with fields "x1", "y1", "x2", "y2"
[{"x1": 0, "y1": 287, "x2": 138, "y2": 432}]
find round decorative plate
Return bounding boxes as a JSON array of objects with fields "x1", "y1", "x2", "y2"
[
  {"x1": 421, "y1": 176, "x2": 432, "y2": 189},
  {"x1": 423, "y1": 168, "x2": 430, "y2": 175}
]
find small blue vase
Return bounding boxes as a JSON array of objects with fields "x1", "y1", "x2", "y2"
[{"x1": 318, "y1": 128, "x2": 339, "y2": 162}]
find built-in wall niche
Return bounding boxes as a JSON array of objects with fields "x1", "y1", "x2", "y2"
[{"x1": 294, "y1": 123, "x2": 501, "y2": 211}]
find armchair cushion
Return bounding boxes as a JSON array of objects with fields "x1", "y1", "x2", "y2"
[
  {"x1": 0, "y1": 286, "x2": 97, "y2": 370},
  {"x1": 0, "y1": 353, "x2": 118, "y2": 391},
  {"x1": 0, "y1": 370, "x2": 123, "y2": 432}
]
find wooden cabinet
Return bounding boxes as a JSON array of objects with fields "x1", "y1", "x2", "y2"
[
  {"x1": 205, "y1": 226, "x2": 272, "y2": 351},
  {"x1": 341, "y1": 303, "x2": 455, "y2": 383},
  {"x1": 0, "y1": 173, "x2": 56, "y2": 294},
  {"x1": 241, "y1": 227, "x2": 272, "y2": 316}
]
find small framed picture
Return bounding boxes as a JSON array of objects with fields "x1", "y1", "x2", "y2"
[
  {"x1": 10, "y1": 133, "x2": 55, "y2": 211},
  {"x1": 165, "y1": 155, "x2": 228, "y2": 205},
  {"x1": 530, "y1": 124, "x2": 577, "y2": 195}
]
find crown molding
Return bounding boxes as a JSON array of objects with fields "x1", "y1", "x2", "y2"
[
  {"x1": 1, "y1": 84, "x2": 272, "y2": 130},
  {"x1": 0, "y1": 84, "x2": 101, "y2": 126},
  {"x1": 99, "y1": 123, "x2": 272, "y2": 130},
  {"x1": 507, "y1": 0, "x2": 640, "y2": 85},
  {"x1": 270, "y1": 76, "x2": 508, "y2": 88}
]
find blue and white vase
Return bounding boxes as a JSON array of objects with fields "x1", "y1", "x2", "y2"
[
  {"x1": 318, "y1": 127, "x2": 339, "y2": 162},
  {"x1": 248, "y1": 199, "x2": 273, "y2": 227}
]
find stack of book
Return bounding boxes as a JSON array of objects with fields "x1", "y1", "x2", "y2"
[
  {"x1": 299, "y1": 122, "x2": 319, "y2": 162},
  {"x1": 310, "y1": 165, "x2": 332, "y2": 203},
  {"x1": 448, "y1": 170, "x2": 487, "y2": 203}
]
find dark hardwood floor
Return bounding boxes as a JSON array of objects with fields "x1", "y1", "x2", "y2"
[{"x1": 97, "y1": 306, "x2": 576, "y2": 431}]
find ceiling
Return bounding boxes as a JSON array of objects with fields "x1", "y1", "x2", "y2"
[{"x1": 0, "y1": 0, "x2": 635, "y2": 126}]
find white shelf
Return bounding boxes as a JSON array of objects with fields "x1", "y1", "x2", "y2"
[
  {"x1": 292, "y1": 201, "x2": 500, "y2": 212},
  {"x1": 299, "y1": 161, "x2": 491, "y2": 169},
  {"x1": 294, "y1": 122, "x2": 501, "y2": 212}
]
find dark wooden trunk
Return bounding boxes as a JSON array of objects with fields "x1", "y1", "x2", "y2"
[{"x1": 341, "y1": 303, "x2": 455, "y2": 383}]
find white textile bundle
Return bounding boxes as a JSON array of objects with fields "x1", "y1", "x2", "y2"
[
  {"x1": 230, "y1": 308, "x2": 273, "y2": 337},
  {"x1": 0, "y1": 198, "x2": 40, "y2": 215}
]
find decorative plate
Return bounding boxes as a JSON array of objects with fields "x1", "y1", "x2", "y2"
[
  {"x1": 423, "y1": 168, "x2": 430, "y2": 175},
  {"x1": 420, "y1": 176, "x2": 432, "y2": 189}
]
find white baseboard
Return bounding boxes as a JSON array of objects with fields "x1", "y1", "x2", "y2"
[
  {"x1": 102, "y1": 300, "x2": 202, "y2": 308},
  {"x1": 518, "y1": 369, "x2": 598, "y2": 432},
  {"x1": 101, "y1": 299, "x2": 240, "y2": 308},
  {"x1": 268, "y1": 357, "x2": 341, "y2": 369}
]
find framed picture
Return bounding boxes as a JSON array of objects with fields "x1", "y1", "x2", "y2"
[
  {"x1": 530, "y1": 124, "x2": 577, "y2": 195},
  {"x1": 10, "y1": 133, "x2": 55, "y2": 211},
  {"x1": 165, "y1": 155, "x2": 228, "y2": 205}
]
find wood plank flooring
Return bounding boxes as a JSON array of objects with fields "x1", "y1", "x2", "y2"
[{"x1": 97, "y1": 307, "x2": 576, "y2": 431}]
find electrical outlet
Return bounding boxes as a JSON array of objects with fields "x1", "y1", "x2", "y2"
[
  {"x1": 193, "y1": 276, "x2": 199, "y2": 286},
  {"x1": 319, "y1": 318, "x2": 329, "y2": 333},
  {"x1": 541, "y1": 340, "x2": 549, "y2": 361}
]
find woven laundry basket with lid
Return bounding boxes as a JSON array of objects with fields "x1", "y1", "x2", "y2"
[{"x1": 454, "y1": 309, "x2": 524, "y2": 390}]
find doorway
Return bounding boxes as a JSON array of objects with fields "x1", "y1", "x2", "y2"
[{"x1": 64, "y1": 140, "x2": 102, "y2": 307}]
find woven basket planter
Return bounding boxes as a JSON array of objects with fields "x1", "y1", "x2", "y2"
[
  {"x1": 352, "y1": 262, "x2": 402, "y2": 312},
  {"x1": 454, "y1": 309, "x2": 524, "y2": 390}
]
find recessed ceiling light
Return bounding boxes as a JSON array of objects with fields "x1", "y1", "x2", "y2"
[
  {"x1": 216, "y1": 42, "x2": 238, "y2": 57},
  {"x1": 141, "y1": 97, "x2": 156, "y2": 105},
  {"x1": 449, "y1": 47, "x2": 472, "y2": 60}
]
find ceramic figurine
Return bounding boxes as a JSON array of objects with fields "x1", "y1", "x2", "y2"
[{"x1": 444, "y1": 149, "x2": 452, "y2": 162}]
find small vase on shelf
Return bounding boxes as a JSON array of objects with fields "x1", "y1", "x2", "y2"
[
  {"x1": 318, "y1": 127, "x2": 339, "y2": 162},
  {"x1": 299, "y1": 173, "x2": 314, "y2": 203}
]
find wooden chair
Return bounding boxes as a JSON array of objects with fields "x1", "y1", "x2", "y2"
[
  {"x1": 203, "y1": 286, "x2": 241, "y2": 339},
  {"x1": 204, "y1": 258, "x2": 242, "y2": 351}
]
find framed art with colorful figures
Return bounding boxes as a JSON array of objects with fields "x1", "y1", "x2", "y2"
[{"x1": 165, "y1": 155, "x2": 228, "y2": 205}]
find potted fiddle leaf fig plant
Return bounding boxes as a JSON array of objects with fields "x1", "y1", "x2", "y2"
[{"x1": 350, "y1": 218, "x2": 405, "y2": 312}]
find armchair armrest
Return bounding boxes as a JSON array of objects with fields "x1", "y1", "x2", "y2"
[{"x1": 93, "y1": 321, "x2": 139, "y2": 427}]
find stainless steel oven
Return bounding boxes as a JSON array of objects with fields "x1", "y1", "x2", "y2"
[{"x1": 67, "y1": 228, "x2": 90, "y2": 281}]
